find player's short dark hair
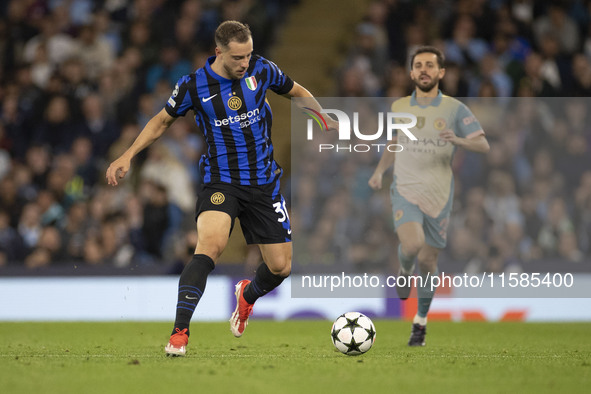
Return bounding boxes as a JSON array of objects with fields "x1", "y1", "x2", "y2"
[
  {"x1": 410, "y1": 46, "x2": 445, "y2": 69},
  {"x1": 215, "y1": 21, "x2": 252, "y2": 48}
]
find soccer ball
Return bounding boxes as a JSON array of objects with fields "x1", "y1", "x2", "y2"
[{"x1": 331, "y1": 312, "x2": 376, "y2": 356}]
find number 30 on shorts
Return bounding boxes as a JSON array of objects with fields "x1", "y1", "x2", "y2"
[{"x1": 273, "y1": 201, "x2": 290, "y2": 223}]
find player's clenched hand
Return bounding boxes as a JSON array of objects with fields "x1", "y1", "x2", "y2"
[
  {"x1": 105, "y1": 157, "x2": 131, "y2": 186},
  {"x1": 368, "y1": 172, "x2": 383, "y2": 190},
  {"x1": 439, "y1": 129, "x2": 459, "y2": 144},
  {"x1": 325, "y1": 117, "x2": 339, "y2": 132}
]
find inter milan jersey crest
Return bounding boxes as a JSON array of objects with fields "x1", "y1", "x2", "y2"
[{"x1": 227, "y1": 95, "x2": 242, "y2": 110}]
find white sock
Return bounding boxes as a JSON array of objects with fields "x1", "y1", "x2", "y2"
[
  {"x1": 413, "y1": 314, "x2": 427, "y2": 326},
  {"x1": 400, "y1": 264, "x2": 415, "y2": 276}
]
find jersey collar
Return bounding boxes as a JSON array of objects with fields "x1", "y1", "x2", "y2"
[
  {"x1": 205, "y1": 56, "x2": 233, "y2": 82},
  {"x1": 410, "y1": 89, "x2": 443, "y2": 107}
]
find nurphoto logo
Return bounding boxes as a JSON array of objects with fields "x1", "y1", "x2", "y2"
[{"x1": 303, "y1": 107, "x2": 418, "y2": 152}]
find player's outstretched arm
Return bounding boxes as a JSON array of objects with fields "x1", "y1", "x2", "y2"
[
  {"x1": 106, "y1": 109, "x2": 177, "y2": 186},
  {"x1": 284, "y1": 82, "x2": 339, "y2": 131},
  {"x1": 439, "y1": 130, "x2": 490, "y2": 153}
]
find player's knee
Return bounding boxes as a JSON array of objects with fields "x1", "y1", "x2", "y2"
[
  {"x1": 401, "y1": 242, "x2": 423, "y2": 258},
  {"x1": 279, "y1": 260, "x2": 291, "y2": 277},
  {"x1": 268, "y1": 257, "x2": 291, "y2": 277},
  {"x1": 196, "y1": 242, "x2": 226, "y2": 261},
  {"x1": 417, "y1": 254, "x2": 438, "y2": 273}
]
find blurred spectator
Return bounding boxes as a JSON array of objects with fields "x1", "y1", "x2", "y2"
[
  {"x1": 136, "y1": 93, "x2": 158, "y2": 128},
  {"x1": 70, "y1": 136, "x2": 100, "y2": 190},
  {"x1": 1, "y1": 94, "x2": 28, "y2": 159},
  {"x1": 18, "y1": 202, "x2": 42, "y2": 252},
  {"x1": 22, "y1": 14, "x2": 75, "y2": 65},
  {"x1": 0, "y1": 174, "x2": 26, "y2": 228},
  {"x1": 570, "y1": 54, "x2": 591, "y2": 96},
  {"x1": 0, "y1": 209, "x2": 24, "y2": 265},
  {"x1": 24, "y1": 225, "x2": 63, "y2": 269},
  {"x1": 59, "y1": 200, "x2": 88, "y2": 262},
  {"x1": 145, "y1": 45, "x2": 192, "y2": 93},
  {"x1": 50, "y1": 0, "x2": 94, "y2": 28},
  {"x1": 25, "y1": 144, "x2": 51, "y2": 192},
  {"x1": 162, "y1": 117, "x2": 203, "y2": 187},
  {"x1": 30, "y1": 42, "x2": 54, "y2": 89},
  {"x1": 37, "y1": 189, "x2": 65, "y2": 226},
  {"x1": 449, "y1": 226, "x2": 481, "y2": 267},
  {"x1": 575, "y1": 171, "x2": 591, "y2": 255},
  {"x1": 139, "y1": 180, "x2": 169, "y2": 260},
  {"x1": 484, "y1": 170, "x2": 523, "y2": 235},
  {"x1": 14, "y1": 63, "x2": 44, "y2": 124},
  {"x1": 174, "y1": 15, "x2": 206, "y2": 56},
  {"x1": 48, "y1": 153, "x2": 81, "y2": 207},
  {"x1": 93, "y1": 9, "x2": 122, "y2": 55},
  {"x1": 538, "y1": 196, "x2": 578, "y2": 259},
  {"x1": 98, "y1": 49, "x2": 143, "y2": 122},
  {"x1": 349, "y1": 20, "x2": 389, "y2": 79},
  {"x1": 83, "y1": 214, "x2": 133, "y2": 266},
  {"x1": 59, "y1": 57, "x2": 95, "y2": 105},
  {"x1": 78, "y1": 93, "x2": 120, "y2": 159},
  {"x1": 538, "y1": 33, "x2": 571, "y2": 94},
  {"x1": 469, "y1": 53, "x2": 512, "y2": 97},
  {"x1": 33, "y1": 95, "x2": 77, "y2": 154},
  {"x1": 139, "y1": 142, "x2": 195, "y2": 236},
  {"x1": 558, "y1": 231, "x2": 583, "y2": 263},
  {"x1": 0, "y1": 133, "x2": 10, "y2": 177},
  {"x1": 124, "y1": 21, "x2": 159, "y2": 69},
  {"x1": 439, "y1": 62, "x2": 469, "y2": 97},
  {"x1": 339, "y1": 59, "x2": 381, "y2": 97},
  {"x1": 169, "y1": 228, "x2": 199, "y2": 274},
  {"x1": 491, "y1": 15, "x2": 531, "y2": 67},
  {"x1": 518, "y1": 51, "x2": 558, "y2": 96},
  {"x1": 444, "y1": 14, "x2": 489, "y2": 69},
  {"x1": 72, "y1": 24, "x2": 115, "y2": 81},
  {"x1": 384, "y1": 64, "x2": 412, "y2": 96},
  {"x1": 533, "y1": 2, "x2": 580, "y2": 55},
  {"x1": 11, "y1": 163, "x2": 37, "y2": 203}
]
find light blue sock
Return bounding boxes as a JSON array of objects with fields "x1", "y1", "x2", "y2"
[
  {"x1": 398, "y1": 244, "x2": 415, "y2": 274},
  {"x1": 417, "y1": 269, "x2": 438, "y2": 319}
]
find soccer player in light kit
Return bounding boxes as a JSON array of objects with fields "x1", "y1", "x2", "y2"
[
  {"x1": 106, "y1": 21, "x2": 336, "y2": 356},
  {"x1": 368, "y1": 46, "x2": 490, "y2": 346}
]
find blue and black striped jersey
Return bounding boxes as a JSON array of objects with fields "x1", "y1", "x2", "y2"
[{"x1": 164, "y1": 55, "x2": 294, "y2": 186}]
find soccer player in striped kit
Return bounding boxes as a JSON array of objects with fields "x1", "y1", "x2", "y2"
[
  {"x1": 369, "y1": 46, "x2": 489, "y2": 346},
  {"x1": 106, "y1": 21, "x2": 337, "y2": 356}
]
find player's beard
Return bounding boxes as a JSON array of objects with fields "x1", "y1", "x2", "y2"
[
  {"x1": 413, "y1": 74, "x2": 440, "y2": 93},
  {"x1": 224, "y1": 63, "x2": 247, "y2": 80}
]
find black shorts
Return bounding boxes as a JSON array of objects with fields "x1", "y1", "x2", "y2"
[{"x1": 195, "y1": 180, "x2": 292, "y2": 244}]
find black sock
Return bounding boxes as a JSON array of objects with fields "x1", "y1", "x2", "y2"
[
  {"x1": 172, "y1": 254, "x2": 215, "y2": 336},
  {"x1": 243, "y1": 263, "x2": 286, "y2": 304}
]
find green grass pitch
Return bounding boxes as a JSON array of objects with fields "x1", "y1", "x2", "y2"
[{"x1": 0, "y1": 321, "x2": 589, "y2": 394}]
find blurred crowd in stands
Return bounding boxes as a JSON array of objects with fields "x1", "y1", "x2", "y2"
[
  {"x1": 0, "y1": 0, "x2": 293, "y2": 270},
  {"x1": 296, "y1": 0, "x2": 591, "y2": 274},
  {"x1": 339, "y1": 0, "x2": 591, "y2": 98},
  {"x1": 292, "y1": 97, "x2": 591, "y2": 274},
  {"x1": 1, "y1": 0, "x2": 590, "y2": 274}
]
